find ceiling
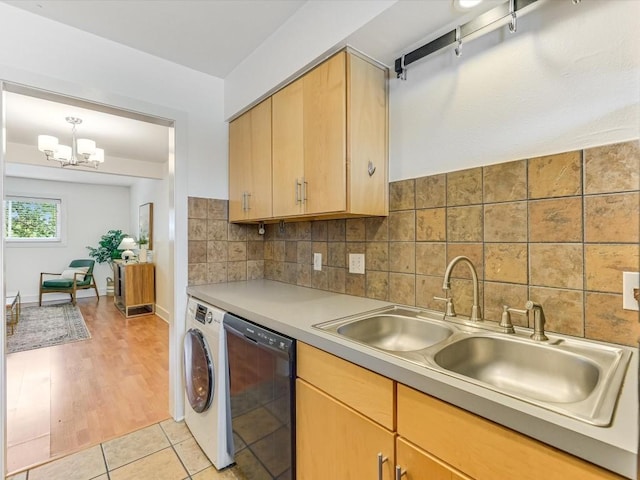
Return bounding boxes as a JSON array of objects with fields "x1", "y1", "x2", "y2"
[{"x1": 2, "y1": 0, "x2": 502, "y2": 185}]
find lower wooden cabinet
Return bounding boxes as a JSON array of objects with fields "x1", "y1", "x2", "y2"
[
  {"x1": 296, "y1": 380, "x2": 394, "y2": 480},
  {"x1": 113, "y1": 262, "x2": 155, "y2": 318},
  {"x1": 396, "y1": 437, "x2": 471, "y2": 480}
]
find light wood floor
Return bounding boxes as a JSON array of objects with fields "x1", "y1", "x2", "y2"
[{"x1": 6, "y1": 296, "x2": 170, "y2": 476}]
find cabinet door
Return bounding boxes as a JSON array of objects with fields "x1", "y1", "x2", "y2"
[
  {"x1": 396, "y1": 437, "x2": 470, "y2": 480},
  {"x1": 296, "y1": 379, "x2": 394, "y2": 480},
  {"x1": 303, "y1": 51, "x2": 347, "y2": 215},
  {"x1": 272, "y1": 77, "x2": 304, "y2": 217},
  {"x1": 124, "y1": 264, "x2": 155, "y2": 306},
  {"x1": 228, "y1": 98, "x2": 272, "y2": 221}
]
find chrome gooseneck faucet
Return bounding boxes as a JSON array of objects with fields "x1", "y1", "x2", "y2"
[{"x1": 441, "y1": 256, "x2": 482, "y2": 322}]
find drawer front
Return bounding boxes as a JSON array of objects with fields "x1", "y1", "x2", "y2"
[
  {"x1": 297, "y1": 342, "x2": 394, "y2": 430},
  {"x1": 397, "y1": 384, "x2": 623, "y2": 480}
]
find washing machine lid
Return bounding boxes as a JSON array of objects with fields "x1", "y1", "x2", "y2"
[{"x1": 184, "y1": 328, "x2": 214, "y2": 413}]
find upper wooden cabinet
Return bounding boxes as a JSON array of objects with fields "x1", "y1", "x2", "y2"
[
  {"x1": 231, "y1": 49, "x2": 388, "y2": 223},
  {"x1": 228, "y1": 97, "x2": 273, "y2": 222}
]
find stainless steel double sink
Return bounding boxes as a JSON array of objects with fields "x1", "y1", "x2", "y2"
[{"x1": 313, "y1": 305, "x2": 632, "y2": 426}]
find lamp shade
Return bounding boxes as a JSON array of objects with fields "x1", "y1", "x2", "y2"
[
  {"x1": 55, "y1": 145, "x2": 72, "y2": 161},
  {"x1": 38, "y1": 135, "x2": 58, "y2": 153},
  {"x1": 118, "y1": 237, "x2": 137, "y2": 250},
  {"x1": 89, "y1": 148, "x2": 105, "y2": 163},
  {"x1": 77, "y1": 138, "x2": 96, "y2": 157}
]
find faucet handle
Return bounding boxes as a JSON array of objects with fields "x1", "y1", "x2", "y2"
[
  {"x1": 433, "y1": 296, "x2": 456, "y2": 317},
  {"x1": 501, "y1": 305, "x2": 527, "y2": 334}
]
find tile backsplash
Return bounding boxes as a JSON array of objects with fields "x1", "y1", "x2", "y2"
[{"x1": 188, "y1": 140, "x2": 639, "y2": 346}]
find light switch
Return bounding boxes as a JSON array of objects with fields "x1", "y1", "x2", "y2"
[
  {"x1": 622, "y1": 272, "x2": 640, "y2": 311},
  {"x1": 349, "y1": 254, "x2": 365, "y2": 274},
  {"x1": 313, "y1": 253, "x2": 322, "y2": 271}
]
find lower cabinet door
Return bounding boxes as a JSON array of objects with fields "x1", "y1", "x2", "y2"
[
  {"x1": 396, "y1": 437, "x2": 471, "y2": 480},
  {"x1": 296, "y1": 379, "x2": 394, "y2": 480}
]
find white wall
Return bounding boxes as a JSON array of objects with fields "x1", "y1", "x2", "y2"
[
  {"x1": 5, "y1": 177, "x2": 130, "y2": 304},
  {"x1": 130, "y1": 175, "x2": 171, "y2": 321},
  {"x1": 388, "y1": 0, "x2": 640, "y2": 180}
]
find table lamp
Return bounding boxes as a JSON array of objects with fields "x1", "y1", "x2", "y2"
[{"x1": 118, "y1": 237, "x2": 138, "y2": 263}]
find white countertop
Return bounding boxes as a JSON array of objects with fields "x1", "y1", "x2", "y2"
[{"x1": 187, "y1": 280, "x2": 639, "y2": 479}]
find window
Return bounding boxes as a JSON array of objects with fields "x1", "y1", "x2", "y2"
[{"x1": 4, "y1": 196, "x2": 62, "y2": 242}]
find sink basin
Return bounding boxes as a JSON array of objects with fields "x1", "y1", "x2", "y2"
[
  {"x1": 336, "y1": 314, "x2": 453, "y2": 352},
  {"x1": 433, "y1": 336, "x2": 599, "y2": 403}
]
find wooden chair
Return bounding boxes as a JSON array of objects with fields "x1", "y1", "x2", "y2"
[{"x1": 39, "y1": 259, "x2": 99, "y2": 306}]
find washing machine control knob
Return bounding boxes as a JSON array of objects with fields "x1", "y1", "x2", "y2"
[{"x1": 206, "y1": 311, "x2": 213, "y2": 324}]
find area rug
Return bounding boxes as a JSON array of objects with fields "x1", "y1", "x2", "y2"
[{"x1": 7, "y1": 303, "x2": 91, "y2": 354}]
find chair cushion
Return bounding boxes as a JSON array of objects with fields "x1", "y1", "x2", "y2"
[
  {"x1": 43, "y1": 278, "x2": 91, "y2": 289},
  {"x1": 61, "y1": 267, "x2": 89, "y2": 280}
]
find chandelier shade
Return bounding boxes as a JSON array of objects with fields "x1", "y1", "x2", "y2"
[{"x1": 38, "y1": 116, "x2": 105, "y2": 168}]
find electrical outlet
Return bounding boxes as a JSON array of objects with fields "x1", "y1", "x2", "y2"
[
  {"x1": 349, "y1": 253, "x2": 365, "y2": 274},
  {"x1": 622, "y1": 272, "x2": 640, "y2": 311},
  {"x1": 313, "y1": 252, "x2": 322, "y2": 271}
]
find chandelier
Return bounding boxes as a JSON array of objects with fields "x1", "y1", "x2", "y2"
[{"x1": 38, "y1": 116, "x2": 105, "y2": 168}]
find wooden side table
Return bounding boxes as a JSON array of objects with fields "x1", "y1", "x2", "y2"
[
  {"x1": 113, "y1": 263, "x2": 155, "y2": 318},
  {"x1": 6, "y1": 291, "x2": 21, "y2": 335}
]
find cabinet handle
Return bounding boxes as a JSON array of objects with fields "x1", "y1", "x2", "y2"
[
  {"x1": 241, "y1": 192, "x2": 247, "y2": 211},
  {"x1": 302, "y1": 178, "x2": 308, "y2": 203},
  {"x1": 377, "y1": 453, "x2": 388, "y2": 480},
  {"x1": 245, "y1": 192, "x2": 251, "y2": 211},
  {"x1": 395, "y1": 466, "x2": 406, "y2": 480},
  {"x1": 295, "y1": 179, "x2": 301, "y2": 204}
]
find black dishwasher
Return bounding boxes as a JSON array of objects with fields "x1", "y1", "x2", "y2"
[{"x1": 223, "y1": 313, "x2": 295, "y2": 480}]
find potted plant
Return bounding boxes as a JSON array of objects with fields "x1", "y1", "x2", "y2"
[{"x1": 87, "y1": 229, "x2": 128, "y2": 296}]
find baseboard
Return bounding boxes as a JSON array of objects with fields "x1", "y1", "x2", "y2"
[{"x1": 155, "y1": 304, "x2": 170, "y2": 323}]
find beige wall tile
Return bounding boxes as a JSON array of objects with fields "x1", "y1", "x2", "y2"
[
  {"x1": 312, "y1": 241, "x2": 328, "y2": 265},
  {"x1": 227, "y1": 261, "x2": 247, "y2": 282},
  {"x1": 530, "y1": 243, "x2": 583, "y2": 289},
  {"x1": 484, "y1": 202, "x2": 527, "y2": 242},
  {"x1": 483, "y1": 282, "x2": 529, "y2": 325},
  {"x1": 328, "y1": 219, "x2": 347, "y2": 241},
  {"x1": 207, "y1": 220, "x2": 227, "y2": 241},
  {"x1": 207, "y1": 241, "x2": 227, "y2": 263},
  {"x1": 264, "y1": 261, "x2": 280, "y2": 281},
  {"x1": 284, "y1": 262, "x2": 297, "y2": 284},
  {"x1": 189, "y1": 218, "x2": 207, "y2": 241},
  {"x1": 529, "y1": 197, "x2": 582, "y2": 242},
  {"x1": 390, "y1": 179, "x2": 416, "y2": 211},
  {"x1": 188, "y1": 241, "x2": 207, "y2": 263},
  {"x1": 585, "y1": 192, "x2": 640, "y2": 243},
  {"x1": 347, "y1": 242, "x2": 366, "y2": 255},
  {"x1": 312, "y1": 220, "x2": 328, "y2": 241},
  {"x1": 327, "y1": 267, "x2": 346, "y2": 294},
  {"x1": 447, "y1": 206, "x2": 483, "y2": 242},
  {"x1": 389, "y1": 273, "x2": 416, "y2": 306},
  {"x1": 366, "y1": 271, "x2": 389, "y2": 300},
  {"x1": 389, "y1": 210, "x2": 416, "y2": 241},
  {"x1": 585, "y1": 244, "x2": 640, "y2": 293},
  {"x1": 207, "y1": 262, "x2": 227, "y2": 284},
  {"x1": 228, "y1": 223, "x2": 247, "y2": 241},
  {"x1": 272, "y1": 241, "x2": 285, "y2": 262},
  {"x1": 528, "y1": 151, "x2": 582, "y2": 199},
  {"x1": 345, "y1": 273, "x2": 366, "y2": 297},
  {"x1": 297, "y1": 241, "x2": 312, "y2": 265},
  {"x1": 247, "y1": 241, "x2": 264, "y2": 261},
  {"x1": 528, "y1": 287, "x2": 584, "y2": 337},
  {"x1": 585, "y1": 292, "x2": 640, "y2": 346},
  {"x1": 416, "y1": 275, "x2": 444, "y2": 311},
  {"x1": 447, "y1": 244, "x2": 484, "y2": 280},
  {"x1": 346, "y1": 218, "x2": 366, "y2": 241},
  {"x1": 483, "y1": 160, "x2": 527, "y2": 203},
  {"x1": 285, "y1": 241, "x2": 297, "y2": 263},
  {"x1": 312, "y1": 270, "x2": 328, "y2": 290},
  {"x1": 485, "y1": 243, "x2": 528, "y2": 284},
  {"x1": 584, "y1": 140, "x2": 640, "y2": 194},
  {"x1": 416, "y1": 174, "x2": 446, "y2": 208},
  {"x1": 416, "y1": 208, "x2": 446, "y2": 242},
  {"x1": 247, "y1": 260, "x2": 264, "y2": 280},
  {"x1": 188, "y1": 263, "x2": 207, "y2": 286},
  {"x1": 366, "y1": 217, "x2": 389, "y2": 241},
  {"x1": 416, "y1": 242, "x2": 446, "y2": 276},
  {"x1": 389, "y1": 242, "x2": 416, "y2": 273},
  {"x1": 447, "y1": 167, "x2": 483, "y2": 206},
  {"x1": 366, "y1": 242, "x2": 389, "y2": 271},
  {"x1": 207, "y1": 199, "x2": 228, "y2": 220},
  {"x1": 297, "y1": 263, "x2": 312, "y2": 287},
  {"x1": 263, "y1": 241, "x2": 273, "y2": 260},
  {"x1": 296, "y1": 221, "x2": 312, "y2": 241},
  {"x1": 328, "y1": 242, "x2": 347, "y2": 268},
  {"x1": 449, "y1": 278, "x2": 483, "y2": 318},
  {"x1": 188, "y1": 197, "x2": 208, "y2": 219},
  {"x1": 228, "y1": 241, "x2": 247, "y2": 262}
]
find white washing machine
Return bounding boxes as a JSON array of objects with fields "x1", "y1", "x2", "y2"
[{"x1": 183, "y1": 296, "x2": 234, "y2": 470}]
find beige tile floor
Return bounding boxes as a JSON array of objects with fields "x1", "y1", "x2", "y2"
[{"x1": 6, "y1": 419, "x2": 241, "y2": 480}]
